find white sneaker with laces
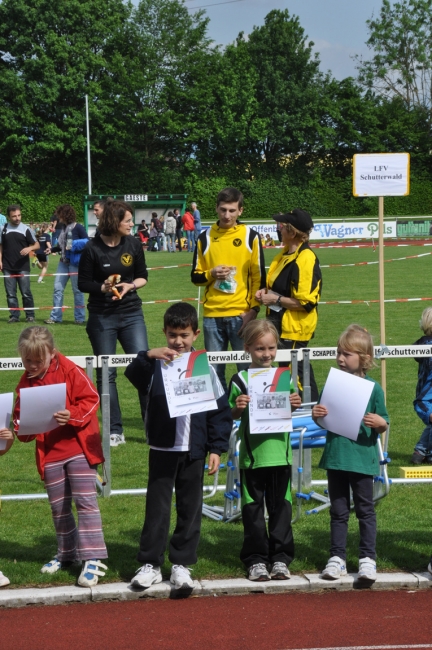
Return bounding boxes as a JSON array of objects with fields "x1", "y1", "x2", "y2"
[
  {"x1": 110, "y1": 433, "x2": 126, "y2": 447},
  {"x1": 0, "y1": 571, "x2": 10, "y2": 587},
  {"x1": 270, "y1": 561, "x2": 291, "y2": 580},
  {"x1": 321, "y1": 556, "x2": 347, "y2": 580},
  {"x1": 248, "y1": 563, "x2": 271, "y2": 582},
  {"x1": 132, "y1": 564, "x2": 162, "y2": 588},
  {"x1": 358, "y1": 557, "x2": 377, "y2": 582},
  {"x1": 170, "y1": 565, "x2": 193, "y2": 589}
]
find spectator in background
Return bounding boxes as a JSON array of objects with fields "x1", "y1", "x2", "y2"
[
  {"x1": 0, "y1": 211, "x2": 6, "y2": 227},
  {"x1": 191, "y1": 201, "x2": 201, "y2": 244},
  {"x1": 44, "y1": 204, "x2": 88, "y2": 325},
  {"x1": 174, "y1": 208, "x2": 183, "y2": 251},
  {"x1": 265, "y1": 234, "x2": 275, "y2": 247},
  {"x1": 93, "y1": 200, "x2": 105, "y2": 220},
  {"x1": 182, "y1": 209, "x2": 195, "y2": 252},
  {"x1": 34, "y1": 222, "x2": 52, "y2": 284},
  {"x1": 151, "y1": 212, "x2": 163, "y2": 251},
  {"x1": 164, "y1": 211, "x2": 177, "y2": 252},
  {"x1": 50, "y1": 212, "x2": 64, "y2": 247},
  {"x1": 0, "y1": 204, "x2": 39, "y2": 323}
]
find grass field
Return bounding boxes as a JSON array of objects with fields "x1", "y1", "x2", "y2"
[{"x1": 1, "y1": 243, "x2": 432, "y2": 587}]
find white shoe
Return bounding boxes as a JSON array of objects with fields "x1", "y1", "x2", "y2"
[
  {"x1": 110, "y1": 433, "x2": 126, "y2": 447},
  {"x1": 170, "y1": 565, "x2": 193, "y2": 589},
  {"x1": 321, "y1": 556, "x2": 347, "y2": 580},
  {"x1": 270, "y1": 561, "x2": 291, "y2": 580},
  {"x1": 77, "y1": 559, "x2": 107, "y2": 587},
  {"x1": 132, "y1": 564, "x2": 163, "y2": 588},
  {"x1": 358, "y1": 557, "x2": 377, "y2": 582},
  {"x1": 248, "y1": 563, "x2": 271, "y2": 582},
  {"x1": 0, "y1": 571, "x2": 10, "y2": 587}
]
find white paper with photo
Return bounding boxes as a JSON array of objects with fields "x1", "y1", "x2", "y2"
[
  {"x1": 0, "y1": 392, "x2": 13, "y2": 450},
  {"x1": 161, "y1": 352, "x2": 217, "y2": 417},
  {"x1": 317, "y1": 367, "x2": 374, "y2": 440},
  {"x1": 18, "y1": 383, "x2": 66, "y2": 437},
  {"x1": 248, "y1": 368, "x2": 292, "y2": 434}
]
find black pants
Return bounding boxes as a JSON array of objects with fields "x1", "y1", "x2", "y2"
[
  {"x1": 240, "y1": 466, "x2": 294, "y2": 568},
  {"x1": 327, "y1": 469, "x2": 376, "y2": 561},
  {"x1": 137, "y1": 449, "x2": 205, "y2": 567},
  {"x1": 279, "y1": 338, "x2": 318, "y2": 403}
]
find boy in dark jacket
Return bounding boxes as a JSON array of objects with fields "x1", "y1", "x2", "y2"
[
  {"x1": 412, "y1": 307, "x2": 432, "y2": 464},
  {"x1": 125, "y1": 302, "x2": 232, "y2": 590}
]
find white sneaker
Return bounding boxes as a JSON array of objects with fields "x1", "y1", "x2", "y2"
[
  {"x1": 132, "y1": 564, "x2": 162, "y2": 588},
  {"x1": 40, "y1": 558, "x2": 62, "y2": 574},
  {"x1": 0, "y1": 571, "x2": 10, "y2": 587},
  {"x1": 110, "y1": 433, "x2": 126, "y2": 447},
  {"x1": 321, "y1": 556, "x2": 347, "y2": 580},
  {"x1": 358, "y1": 557, "x2": 377, "y2": 582},
  {"x1": 248, "y1": 563, "x2": 271, "y2": 582},
  {"x1": 170, "y1": 565, "x2": 194, "y2": 589},
  {"x1": 77, "y1": 559, "x2": 107, "y2": 587},
  {"x1": 270, "y1": 561, "x2": 291, "y2": 580}
]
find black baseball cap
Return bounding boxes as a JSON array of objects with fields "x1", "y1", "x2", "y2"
[{"x1": 273, "y1": 209, "x2": 314, "y2": 233}]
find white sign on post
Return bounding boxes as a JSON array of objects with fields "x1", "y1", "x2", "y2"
[{"x1": 353, "y1": 153, "x2": 410, "y2": 197}]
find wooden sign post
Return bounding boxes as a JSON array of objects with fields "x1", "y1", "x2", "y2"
[{"x1": 353, "y1": 153, "x2": 410, "y2": 398}]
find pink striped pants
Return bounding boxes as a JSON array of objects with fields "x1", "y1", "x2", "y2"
[{"x1": 44, "y1": 454, "x2": 107, "y2": 561}]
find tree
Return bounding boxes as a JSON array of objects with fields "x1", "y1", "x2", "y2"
[
  {"x1": 356, "y1": 0, "x2": 432, "y2": 113},
  {"x1": 0, "y1": 0, "x2": 133, "y2": 191}
]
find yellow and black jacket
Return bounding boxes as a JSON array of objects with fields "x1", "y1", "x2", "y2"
[
  {"x1": 266, "y1": 242, "x2": 322, "y2": 341},
  {"x1": 191, "y1": 222, "x2": 266, "y2": 317}
]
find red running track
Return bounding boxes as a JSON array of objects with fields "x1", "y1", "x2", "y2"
[{"x1": 1, "y1": 590, "x2": 432, "y2": 650}]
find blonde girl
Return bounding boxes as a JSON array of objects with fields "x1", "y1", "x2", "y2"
[
  {"x1": 228, "y1": 320, "x2": 301, "y2": 582},
  {"x1": 312, "y1": 324, "x2": 389, "y2": 583},
  {"x1": 13, "y1": 327, "x2": 108, "y2": 587}
]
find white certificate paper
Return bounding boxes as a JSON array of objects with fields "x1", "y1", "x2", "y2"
[
  {"x1": 248, "y1": 368, "x2": 292, "y2": 434},
  {"x1": 0, "y1": 392, "x2": 13, "y2": 450},
  {"x1": 18, "y1": 383, "x2": 67, "y2": 436},
  {"x1": 317, "y1": 367, "x2": 374, "y2": 441},
  {"x1": 161, "y1": 351, "x2": 217, "y2": 417}
]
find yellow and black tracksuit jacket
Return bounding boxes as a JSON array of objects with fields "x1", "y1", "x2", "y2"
[
  {"x1": 266, "y1": 242, "x2": 322, "y2": 341},
  {"x1": 191, "y1": 223, "x2": 266, "y2": 317}
]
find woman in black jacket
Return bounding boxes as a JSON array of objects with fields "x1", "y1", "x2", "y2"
[{"x1": 78, "y1": 200, "x2": 149, "y2": 447}]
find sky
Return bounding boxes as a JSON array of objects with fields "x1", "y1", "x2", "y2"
[{"x1": 182, "y1": 0, "x2": 387, "y2": 80}]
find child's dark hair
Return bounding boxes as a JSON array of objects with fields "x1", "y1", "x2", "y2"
[
  {"x1": 216, "y1": 187, "x2": 244, "y2": 208},
  {"x1": 164, "y1": 302, "x2": 198, "y2": 331}
]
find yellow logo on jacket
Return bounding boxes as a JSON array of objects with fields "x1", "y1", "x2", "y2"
[{"x1": 121, "y1": 254, "x2": 133, "y2": 267}]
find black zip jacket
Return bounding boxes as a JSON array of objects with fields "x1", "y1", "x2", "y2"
[{"x1": 125, "y1": 351, "x2": 232, "y2": 459}]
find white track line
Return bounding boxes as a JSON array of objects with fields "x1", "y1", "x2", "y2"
[{"x1": 281, "y1": 645, "x2": 432, "y2": 650}]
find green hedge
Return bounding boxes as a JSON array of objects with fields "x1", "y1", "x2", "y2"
[{"x1": 2, "y1": 173, "x2": 431, "y2": 223}]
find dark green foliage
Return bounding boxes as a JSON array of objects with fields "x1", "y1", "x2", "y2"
[{"x1": 0, "y1": 2, "x2": 431, "y2": 220}]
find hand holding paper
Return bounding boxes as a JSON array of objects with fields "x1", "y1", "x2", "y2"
[
  {"x1": 0, "y1": 392, "x2": 14, "y2": 451},
  {"x1": 18, "y1": 383, "x2": 67, "y2": 436},
  {"x1": 315, "y1": 368, "x2": 374, "y2": 441}
]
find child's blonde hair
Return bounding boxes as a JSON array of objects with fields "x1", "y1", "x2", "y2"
[
  {"x1": 242, "y1": 319, "x2": 279, "y2": 348},
  {"x1": 18, "y1": 327, "x2": 55, "y2": 360},
  {"x1": 419, "y1": 307, "x2": 432, "y2": 335},
  {"x1": 337, "y1": 324, "x2": 375, "y2": 372}
]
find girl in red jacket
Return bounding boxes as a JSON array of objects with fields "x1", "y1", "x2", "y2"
[{"x1": 14, "y1": 327, "x2": 108, "y2": 587}]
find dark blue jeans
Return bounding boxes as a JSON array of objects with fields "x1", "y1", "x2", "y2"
[
  {"x1": 86, "y1": 309, "x2": 149, "y2": 435},
  {"x1": 3, "y1": 269, "x2": 35, "y2": 319},
  {"x1": 203, "y1": 315, "x2": 248, "y2": 393}
]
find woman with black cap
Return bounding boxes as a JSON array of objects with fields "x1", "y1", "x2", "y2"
[{"x1": 255, "y1": 209, "x2": 322, "y2": 402}]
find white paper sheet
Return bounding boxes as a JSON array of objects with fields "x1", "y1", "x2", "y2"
[
  {"x1": 248, "y1": 368, "x2": 292, "y2": 434},
  {"x1": 161, "y1": 351, "x2": 217, "y2": 417},
  {"x1": 0, "y1": 392, "x2": 13, "y2": 450},
  {"x1": 18, "y1": 383, "x2": 67, "y2": 436},
  {"x1": 317, "y1": 367, "x2": 374, "y2": 440}
]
